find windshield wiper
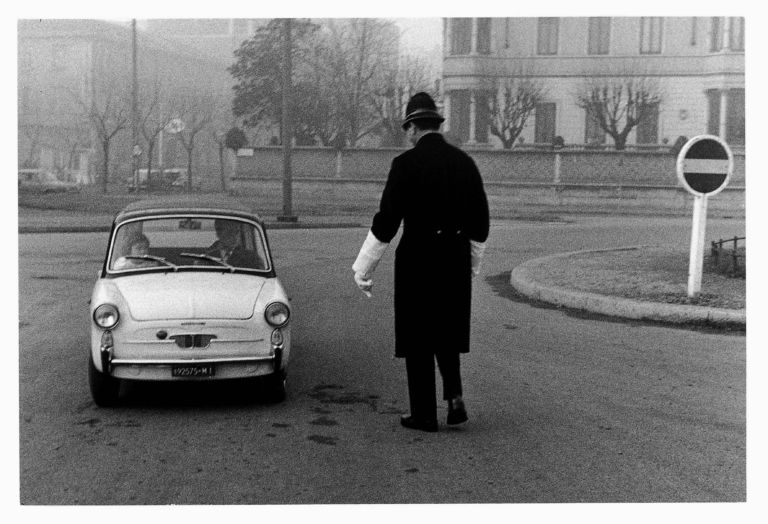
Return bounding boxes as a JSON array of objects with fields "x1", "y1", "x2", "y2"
[
  {"x1": 121, "y1": 255, "x2": 178, "y2": 270},
  {"x1": 180, "y1": 253, "x2": 235, "y2": 272}
]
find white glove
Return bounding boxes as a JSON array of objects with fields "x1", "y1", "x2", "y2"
[
  {"x1": 470, "y1": 240, "x2": 487, "y2": 278},
  {"x1": 354, "y1": 272, "x2": 373, "y2": 298},
  {"x1": 352, "y1": 230, "x2": 389, "y2": 297}
]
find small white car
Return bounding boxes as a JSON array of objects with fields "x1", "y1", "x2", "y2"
[{"x1": 89, "y1": 197, "x2": 291, "y2": 406}]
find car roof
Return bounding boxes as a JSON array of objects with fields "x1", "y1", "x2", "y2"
[{"x1": 114, "y1": 196, "x2": 264, "y2": 224}]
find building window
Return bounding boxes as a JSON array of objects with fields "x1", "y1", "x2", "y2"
[
  {"x1": 640, "y1": 17, "x2": 663, "y2": 54},
  {"x1": 450, "y1": 18, "x2": 472, "y2": 55},
  {"x1": 534, "y1": 103, "x2": 556, "y2": 143},
  {"x1": 726, "y1": 88, "x2": 745, "y2": 145},
  {"x1": 588, "y1": 17, "x2": 611, "y2": 55},
  {"x1": 476, "y1": 18, "x2": 491, "y2": 55},
  {"x1": 706, "y1": 89, "x2": 721, "y2": 135},
  {"x1": 729, "y1": 17, "x2": 745, "y2": 51},
  {"x1": 705, "y1": 89, "x2": 745, "y2": 145},
  {"x1": 636, "y1": 103, "x2": 659, "y2": 144},
  {"x1": 537, "y1": 18, "x2": 559, "y2": 55},
  {"x1": 449, "y1": 90, "x2": 471, "y2": 143},
  {"x1": 710, "y1": 17, "x2": 724, "y2": 51},
  {"x1": 584, "y1": 112, "x2": 605, "y2": 145},
  {"x1": 475, "y1": 91, "x2": 490, "y2": 143}
]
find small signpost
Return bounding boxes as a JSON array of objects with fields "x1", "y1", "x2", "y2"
[{"x1": 676, "y1": 135, "x2": 734, "y2": 298}]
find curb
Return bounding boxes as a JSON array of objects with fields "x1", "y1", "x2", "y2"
[
  {"x1": 509, "y1": 247, "x2": 746, "y2": 328},
  {"x1": 18, "y1": 222, "x2": 364, "y2": 234}
]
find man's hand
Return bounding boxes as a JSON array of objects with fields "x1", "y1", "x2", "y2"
[{"x1": 354, "y1": 271, "x2": 373, "y2": 298}]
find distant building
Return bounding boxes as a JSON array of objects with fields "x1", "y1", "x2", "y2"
[
  {"x1": 18, "y1": 19, "x2": 232, "y2": 186},
  {"x1": 142, "y1": 19, "x2": 261, "y2": 65},
  {"x1": 441, "y1": 17, "x2": 745, "y2": 149}
]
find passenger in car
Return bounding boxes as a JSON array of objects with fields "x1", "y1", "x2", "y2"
[{"x1": 113, "y1": 234, "x2": 153, "y2": 270}]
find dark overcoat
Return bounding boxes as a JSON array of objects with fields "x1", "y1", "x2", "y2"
[{"x1": 370, "y1": 133, "x2": 490, "y2": 358}]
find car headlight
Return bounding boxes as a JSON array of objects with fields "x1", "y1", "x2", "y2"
[
  {"x1": 265, "y1": 302, "x2": 290, "y2": 327},
  {"x1": 93, "y1": 304, "x2": 120, "y2": 329}
]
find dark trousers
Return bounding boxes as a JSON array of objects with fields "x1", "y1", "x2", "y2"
[{"x1": 405, "y1": 351, "x2": 463, "y2": 421}]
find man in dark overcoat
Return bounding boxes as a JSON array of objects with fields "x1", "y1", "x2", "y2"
[{"x1": 352, "y1": 92, "x2": 490, "y2": 432}]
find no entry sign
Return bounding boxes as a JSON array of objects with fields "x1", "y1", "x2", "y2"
[
  {"x1": 675, "y1": 135, "x2": 734, "y2": 298},
  {"x1": 676, "y1": 135, "x2": 733, "y2": 196}
]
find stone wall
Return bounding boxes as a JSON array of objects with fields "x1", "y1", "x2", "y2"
[{"x1": 234, "y1": 146, "x2": 746, "y2": 187}]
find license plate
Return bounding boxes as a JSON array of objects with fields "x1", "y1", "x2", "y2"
[{"x1": 172, "y1": 365, "x2": 215, "y2": 377}]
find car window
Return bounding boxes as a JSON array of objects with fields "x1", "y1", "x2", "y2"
[{"x1": 109, "y1": 217, "x2": 269, "y2": 272}]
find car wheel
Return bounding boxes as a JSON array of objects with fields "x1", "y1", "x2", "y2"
[
  {"x1": 88, "y1": 354, "x2": 121, "y2": 407},
  {"x1": 264, "y1": 370, "x2": 287, "y2": 403}
]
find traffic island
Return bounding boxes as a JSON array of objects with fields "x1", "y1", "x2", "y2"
[{"x1": 509, "y1": 246, "x2": 745, "y2": 328}]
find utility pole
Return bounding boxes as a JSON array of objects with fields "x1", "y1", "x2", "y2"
[
  {"x1": 131, "y1": 19, "x2": 140, "y2": 192},
  {"x1": 278, "y1": 18, "x2": 297, "y2": 222}
]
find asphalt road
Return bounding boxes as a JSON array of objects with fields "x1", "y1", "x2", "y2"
[{"x1": 18, "y1": 215, "x2": 746, "y2": 504}]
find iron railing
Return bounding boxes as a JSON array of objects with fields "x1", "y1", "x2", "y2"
[{"x1": 711, "y1": 236, "x2": 746, "y2": 275}]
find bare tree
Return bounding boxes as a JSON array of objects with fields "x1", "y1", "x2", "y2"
[
  {"x1": 138, "y1": 81, "x2": 174, "y2": 190},
  {"x1": 574, "y1": 74, "x2": 664, "y2": 150},
  {"x1": 211, "y1": 129, "x2": 228, "y2": 192},
  {"x1": 20, "y1": 122, "x2": 44, "y2": 169},
  {"x1": 486, "y1": 76, "x2": 546, "y2": 149},
  {"x1": 372, "y1": 54, "x2": 437, "y2": 147},
  {"x1": 323, "y1": 18, "x2": 400, "y2": 147},
  {"x1": 71, "y1": 79, "x2": 130, "y2": 193},
  {"x1": 175, "y1": 92, "x2": 214, "y2": 191},
  {"x1": 57, "y1": 126, "x2": 90, "y2": 180}
]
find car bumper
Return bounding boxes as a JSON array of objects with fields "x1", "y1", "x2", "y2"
[{"x1": 106, "y1": 347, "x2": 284, "y2": 381}]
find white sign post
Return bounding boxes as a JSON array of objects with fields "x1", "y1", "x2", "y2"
[{"x1": 676, "y1": 135, "x2": 733, "y2": 298}]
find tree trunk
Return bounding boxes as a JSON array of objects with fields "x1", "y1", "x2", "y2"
[
  {"x1": 612, "y1": 134, "x2": 627, "y2": 151},
  {"x1": 218, "y1": 143, "x2": 227, "y2": 192},
  {"x1": 145, "y1": 140, "x2": 155, "y2": 191},
  {"x1": 101, "y1": 141, "x2": 110, "y2": 194},
  {"x1": 187, "y1": 149, "x2": 194, "y2": 192}
]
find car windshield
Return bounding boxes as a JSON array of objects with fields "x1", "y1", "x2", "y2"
[{"x1": 109, "y1": 216, "x2": 270, "y2": 272}]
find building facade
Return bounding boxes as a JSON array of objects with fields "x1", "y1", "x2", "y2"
[
  {"x1": 142, "y1": 19, "x2": 261, "y2": 64},
  {"x1": 18, "y1": 19, "x2": 232, "y2": 186},
  {"x1": 442, "y1": 17, "x2": 745, "y2": 149}
]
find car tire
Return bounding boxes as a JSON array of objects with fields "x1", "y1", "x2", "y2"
[
  {"x1": 88, "y1": 354, "x2": 121, "y2": 407},
  {"x1": 264, "y1": 370, "x2": 287, "y2": 403}
]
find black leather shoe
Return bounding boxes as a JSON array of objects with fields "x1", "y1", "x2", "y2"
[
  {"x1": 400, "y1": 415, "x2": 438, "y2": 432},
  {"x1": 447, "y1": 397, "x2": 468, "y2": 425}
]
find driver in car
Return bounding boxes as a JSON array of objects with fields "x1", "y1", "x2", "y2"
[{"x1": 206, "y1": 219, "x2": 261, "y2": 268}]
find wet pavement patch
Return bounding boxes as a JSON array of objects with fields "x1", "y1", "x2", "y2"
[
  {"x1": 76, "y1": 418, "x2": 101, "y2": 427},
  {"x1": 310, "y1": 416, "x2": 339, "y2": 426},
  {"x1": 405, "y1": 468, "x2": 419, "y2": 473},
  {"x1": 307, "y1": 435, "x2": 338, "y2": 446},
  {"x1": 272, "y1": 423, "x2": 291, "y2": 429},
  {"x1": 105, "y1": 420, "x2": 141, "y2": 428},
  {"x1": 308, "y1": 384, "x2": 379, "y2": 411},
  {"x1": 378, "y1": 406, "x2": 406, "y2": 415}
]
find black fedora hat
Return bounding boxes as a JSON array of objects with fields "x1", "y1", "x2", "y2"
[{"x1": 402, "y1": 92, "x2": 444, "y2": 130}]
